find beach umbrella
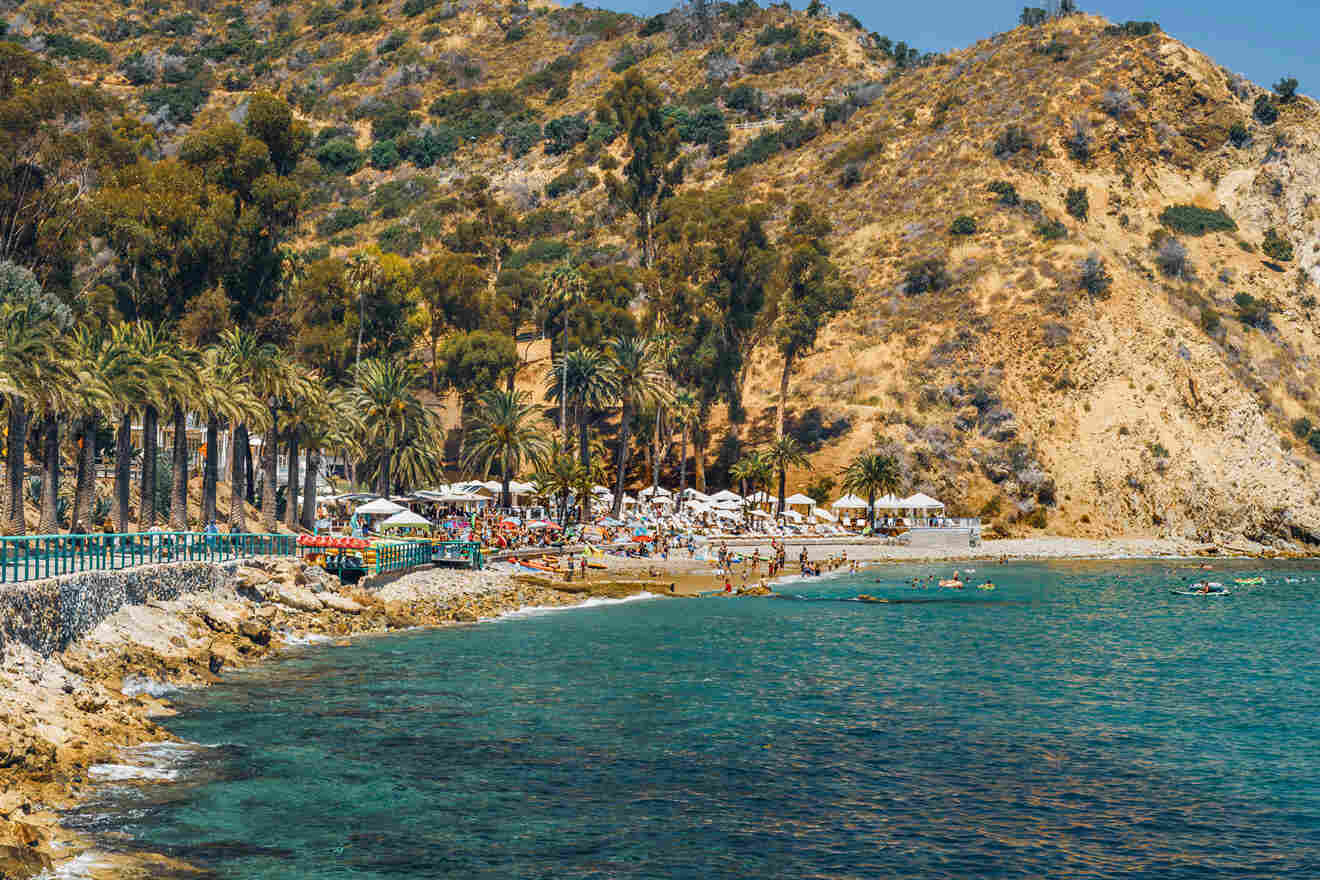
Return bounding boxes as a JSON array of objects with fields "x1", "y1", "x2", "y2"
[
  {"x1": 355, "y1": 498, "x2": 406, "y2": 516},
  {"x1": 527, "y1": 520, "x2": 560, "y2": 530}
]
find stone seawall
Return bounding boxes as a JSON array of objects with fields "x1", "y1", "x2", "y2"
[{"x1": 0, "y1": 562, "x2": 238, "y2": 658}]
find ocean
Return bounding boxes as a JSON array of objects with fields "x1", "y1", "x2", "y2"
[{"x1": 65, "y1": 561, "x2": 1320, "y2": 878}]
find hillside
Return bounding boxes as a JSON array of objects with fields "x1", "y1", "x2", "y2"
[{"x1": 14, "y1": 1, "x2": 1320, "y2": 548}]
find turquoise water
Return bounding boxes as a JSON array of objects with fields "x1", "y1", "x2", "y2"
[{"x1": 71, "y1": 562, "x2": 1320, "y2": 878}]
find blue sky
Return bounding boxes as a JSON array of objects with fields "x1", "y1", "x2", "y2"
[{"x1": 600, "y1": 1, "x2": 1316, "y2": 93}]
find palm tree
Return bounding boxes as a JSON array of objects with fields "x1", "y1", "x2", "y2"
[
  {"x1": 218, "y1": 328, "x2": 278, "y2": 533},
  {"x1": 463, "y1": 389, "x2": 550, "y2": 509},
  {"x1": 670, "y1": 388, "x2": 698, "y2": 511},
  {"x1": 254, "y1": 353, "x2": 313, "y2": 532},
  {"x1": 0, "y1": 303, "x2": 58, "y2": 534},
  {"x1": 164, "y1": 344, "x2": 202, "y2": 531},
  {"x1": 196, "y1": 347, "x2": 263, "y2": 529},
  {"x1": 299, "y1": 386, "x2": 361, "y2": 531},
  {"x1": 765, "y1": 435, "x2": 810, "y2": 516},
  {"x1": 547, "y1": 347, "x2": 616, "y2": 517},
  {"x1": 729, "y1": 451, "x2": 773, "y2": 522},
  {"x1": 540, "y1": 261, "x2": 588, "y2": 448},
  {"x1": 532, "y1": 453, "x2": 577, "y2": 524},
  {"x1": 354, "y1": 357, "x2": 440, "y2": 496},
  {"x1": 606, "y1": 336, "x2": 669, "y2": 518},
  {"x1": 346, "y1": 252, "x2": 382, "y2": 382},
  {"x1": 125, "y1": 323, "x2": 184, "y2": 530},
  {"x1": 840, "y1": 452, "x2": 902, "y2": 530}
]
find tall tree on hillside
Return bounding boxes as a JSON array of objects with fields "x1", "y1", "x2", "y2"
[
  {"x1": 218, "y1": 328, "x2": 277, "y2": 532},
  {"x1": 416, "y1": 252, "x2": 488, "y2": 391},
  {"x1": 463, "y1": 389, "x2": 551, "y2": 509},
  {"x1": 435, "y1": 329, "x2": 518, "y2": 457},
  {"x1": 670, "y1": 387, "x2": 698, "y2": 509},
  {"x1": 449, "y1": 176, "x2": 518, "y2": 293},
  {"x1": 547, "y1": 348, "x2": 617, "y2": 518},
  {"x1": 607, "y1": 335, "x2": 669, "y2": 518},
  {"x1": 765, "y1": 435, "x2": 810, "y2": 516},
  {"x1": 541, "y1": 262, "x2": 589, "y2": 449},
  {"x1": 772, "y1": 203, "x2": 854, "y2": 441},
  {"x1": 354, "y1": 357, "x2": 440, "y2": 496},
  {"x1": 495, "y1": 268, "x2": 543, "y2": 392},
  {"x1": 652, "y1": 188, "x2": 776, "y2": 486},
  {"x1": 604, "y1": 69, "x2": 684, "y2": 269}
]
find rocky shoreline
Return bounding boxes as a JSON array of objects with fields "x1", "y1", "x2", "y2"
[{"x1": 0, "y1": 557, "x2": 659, "y2": 878}]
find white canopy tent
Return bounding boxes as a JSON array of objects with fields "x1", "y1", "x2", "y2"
[
  {"x1": 831, "y1": 494, "x2": 868, "y2": 510},
  {"x1": 681, "y1": 488, "x2": 711, "y2": 502},
  {"x1": 748, "y1": 508, "x2": 771, "y2": 519},
  {"x1": 709, "y1": 489, "x2": 743, "y2": 503},
  {"x1": 355, "y1": 498, "x2": 406, "y2": 516},
  {"x1": 783, "y1": 509, "x2": 804, "y2": 522},
  {"x1": 746, "y1": 491, "x2": 773, "y2": 504},
  {"x1": 873, "y1": 493, "x2": 905, "y2": 511},
  {"x1": 903, "y1": 493, "x2": 945, "y2": 511},
  {"x1": 638, "y1": 486, "x2": 672, "y2": 498},
  {"x1": 785, "y1": 493, "x2": 816, "y2": 507},
  {"x1": 812, "y1": 507, "x2": 837, "y2": 522},
  {"x1": 379, "y1": 510, "x2": 431, "y2": 528}
]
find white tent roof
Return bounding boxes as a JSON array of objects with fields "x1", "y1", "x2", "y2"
[
  {"x1": 783, "y1": 509, "x2": 804, "y2": 521},
  {"x1": 709, "y1": 489, "x2": 742, "y2": 502},
  {"x1": 903, "y1": 493, "x2": 945, "y2": 510},
  {"x1": 873, "y1": 493, "x2": 905, "y2": 509},
  {"x1": 380, "y1": 510, "x2": 430, "y2": 527},
  {"x1": 433, "y1": 492, "x2": 486, "y2": 503},
  {"x1": 712, "y1": 499, "x2": 743, "y2": 510},
  {"x1": 713, "y1": 508, "x2": 741, "y2": 521},
  {"x1": 356, "y1": 498, "x2": 406, "y2": 515},
  {"x1": 746, "y1": 491, "x2": 773, "y2": 503},
  {"x1": 748, "y1": 508, "x2": 771, "y2": 519},
  {"x1": 784, "y1": 493, "x2": 816, "y2": 506},
  {"x1": 831, "y1": 494, "x2": 868, "y2": 509},
  {"x1": 813, "y1": 507, "x2": 836, "y2": 522},
  {"x1": 592, "y1": 485, "x2": 612, "y2": 495},
  {"x1": 681, "y1": 488, "x2": 711, "y2": 501},
  {"x1": 508, "y1": 480, "x2": 535, "y2": 494},
  {"x1": 638, "y1": 486, "x2": 672, "y2": 497}
]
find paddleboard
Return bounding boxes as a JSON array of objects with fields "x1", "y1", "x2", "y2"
[{"x1": 1169, "y1": 589, "x2": 1230, "y2": 596}]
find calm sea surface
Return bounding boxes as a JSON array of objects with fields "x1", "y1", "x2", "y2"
[{"x1": 68, "y1": 561, "x2": 1320, "y2": 878}]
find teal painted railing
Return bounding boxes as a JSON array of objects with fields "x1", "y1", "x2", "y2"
[
  {"x1": 0, "y1": 532, "x2": 295, "y2": 585},
  {"x1": 372, "y1": 540, "x2": 433, "y2": 575}
]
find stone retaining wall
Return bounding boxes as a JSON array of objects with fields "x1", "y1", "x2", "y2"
[{"x1": 0, "y1": 561, "x2": 239, "y2": 657}]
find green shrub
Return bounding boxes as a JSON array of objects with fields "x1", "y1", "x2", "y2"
[
  {"x1": 378, "y1": 222, "x2": 421, "y2": 256},
  {"x1": 993, "y1": 125, "x2": 1032, "y2": 157},
  {"x1": 41, "y1": 33, "x2": 112, "y2": 63},
  {"x1": 396, "y1": 126, "x2": 458, "y2": 168},
  {"x1": 370, "y1": 139, "x2": 400, "y2": 170},
  {"x1": 950, "y1": 215, "x2": 977, "y2": 236},
  {"x1": 518, "y1": 209, "x2": 575, "y2": 239},
  {"x1": 839, "y1": 164, "x2": 861, "y2": 188},
  {"x1": 1233, "y1": 292, "x2": 1271, "y2": 328},
  {"x1": 1159, "y1": 204, "x2": 1236, "y2": 236},
  {"x1": 1199, "y1": 306, "x2": 1221, "y2": 335},
  {"x1": 312, "y1": 137, "x2": 364, "y2": 175},
  {"x1": 638, "y1": 13, "x2": 666, "y2": 36},
  {"x1": 376, "y1": 30, "x2": 408, "y2": 54},
  {"x1": 518, "y1": 55, "x2": 576, "y2": 94},
  {"x1": 1036, "y1": 219, "x2": 1067, "y2": 241},
  {"x1": 726, "y1": 118, "x2": 819, "y2": 172},
  {"x1": 1253, "y1": 95, "x2": 1278, "y2": 125},
  {"x1": 1023, "y1": 507, "x2": 1047, "y2": 529},
  {"x1": 1019, "y1": 7, "x2": 1048, "y2": 27},
  {"x1": 988, "y1": 180, "x2": 1019, "y2": 206},
  {"x1": 1263, "y1": 227, "x2": 1294, "y2": 262},
  {"x1": 1065, "y1": 187, "x2": 1089, "y2": 221},
  {"x1": 1309, "y1": 432, "x2": 1320, "y2": 455},
  {"x1": 337, "y1": 14, "x2": 385, "y2": 35},
  {"x1": 502, "y1": 121, "x2": 542, "y2": 158},
  {"x1": 505, "y1": 24, "x2": 527, "y2": 42},
  {"x1": 1292, "y1": 417, "x2": 1313, "y2": 439},
  {"x1": 1274, "y1": 77, "x2": 1299, "y2": 102},
  {"x1": 755, "y1": 24, "x2": 799, "y2": 46},
  {"x1": 507, "y1": 238, "x2": 570, "y2": 268},
  {"x1": 402, "y1": 0, "x2": 437, "y2": 16},
  {"x1": 429, "y1": 89, "x2": 531, "y2": 143},
  {"x1": 725, "y1": 85, "x2": 763, "y2": 115},
  {"x1": 903, "y1": 258, "x2": 951, "y2": 294},
  {"x1": 1103, "y1": 21, "x2": 1159, "y2": 37},
  {"x1": 747, "y1": 35, "x2": 828, "y2": 74},
  {"x1": 120, "y1": 51, "x2": 155, "y2": 85},
  {"x1": 317, "y1": 207, "x2": 367, "y2": 236},
  {"x1": 1228, "y1": 122, "x2": 1249, "y2": 148},
  {"x1": 543, "y1": 113, "x2": 589, "y2": 156},
  {"x1": 331, "y1": 49, "x2": 371, "y2": 86}
]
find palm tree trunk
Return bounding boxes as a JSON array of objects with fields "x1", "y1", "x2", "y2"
[
  {"x1": 71, "y1": 415, "x2": 97, "y2": 533},
  {"x1": 114, "y1": 412, "x2": 132, "y2": 532},
  {"x1": 577, "y1": 404, "x2": 590, "y2": 521},
  {"x1": 776, "y1": 355, "x2": 793, "y2": 441},
  {"x1": 693, "y1": 425, "x2": 706, "y2": 493},
  {"x1": 243, "y1": 433, "x2": 254, "y2": 504},
  {"x1": 5, "y1": 395, "x2": 27, "y2": 535},
  {"x1": 261, "y1": 410, "x2": 278, "y2": 531},
  {"x1": 139, "y1": 405, "x2": 158, "y2": 528},
  {"x1": 868, "y1": 491, "x2": 876, "y2": 530},
  {"x1": 611, "y1": 398, "x2": 631, "y2": 518},
  {"x1": 170, "y1": 405, "x2": 189, "y2": 530},
  {"x1": 651, "y1": 410, "x2": 661, "y2": 497},
  {"x1": 501, "y1": 447, "x2": 511, "y2": 510},
  {"x1": 777, "y1": 466, "x2": 786, "y2": 517},
  {"x1": 678, "y1": 426, "x2": 688, "y2": 512},
  {"x1": 230, "y1": 423, "x2": 247, "y2": 533},
  {"x1": 284, "y1": 435, "x2": 299, "y2": 531},
  {"x1": 37, "y1": 413, "x2": 58, "y2": 534},
  {"x1": 301, "y1": 448, "x2": 319, "y2": 531},
  {"x1": 203, "y1": 416, "x2": 219, "y2": 525}
]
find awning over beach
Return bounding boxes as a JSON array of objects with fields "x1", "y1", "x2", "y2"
[
  {"x1": 379, "y1": 510, "x2": 430, "y2": 528},
  {"x1": 355, "y1": 498, "x2": 406, "y2": 516},
  {"x1": 709, "y1": 489, "x2": 742, "y2": 503},
  {"x1": 785, "y1": 493, "x2": 816, "y2": 507},
  {"x1": 903, "y1": 493, "x2": 945, "y2": 510},
  {"x1": 831, "y1": 494, "x2": 868, "y2": 509},
  {"x1": 873, "y1": 493, "x2": 905, "y2": 510}
]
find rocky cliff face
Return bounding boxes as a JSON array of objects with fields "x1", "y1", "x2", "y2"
[{"x1": 16, "y1": 2, "x2": 1320, "y2": 545}]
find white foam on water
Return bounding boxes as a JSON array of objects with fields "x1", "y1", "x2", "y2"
[
  {"x1": 88, "y1": 740, "x2": 213, "y2": 784},
  {"x1": 38, "y1": 851, "x2": 117, "y2": 879},
  {"x1": 277, "y1": 630, "x2": 334, "y2": 647},
  {"x1": 492, "y1": 592, "x2": 659, "y2": 620},
  {"x1": 119, "y1": 675, "x2": 182, "y2": 698}
]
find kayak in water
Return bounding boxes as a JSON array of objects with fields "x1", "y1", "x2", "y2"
[
  {"x1": 1171, "y1": 581, "x2": 1229, "y2": 596},
  {"x1": 1234, "y1": 577, "x2": 1264, "y2": 585}
]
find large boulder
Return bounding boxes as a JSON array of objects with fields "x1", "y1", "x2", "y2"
[
  {"x1": 272, "y1": 585, "x2": 324, "y2": 613},
  {"x1": 321, "y1": 594, "x2": 365, "y2": 615}
]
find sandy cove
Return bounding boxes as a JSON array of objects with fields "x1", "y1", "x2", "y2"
[{"x1": 0, "y1": 557, "x2": 673, "y2": 879}]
